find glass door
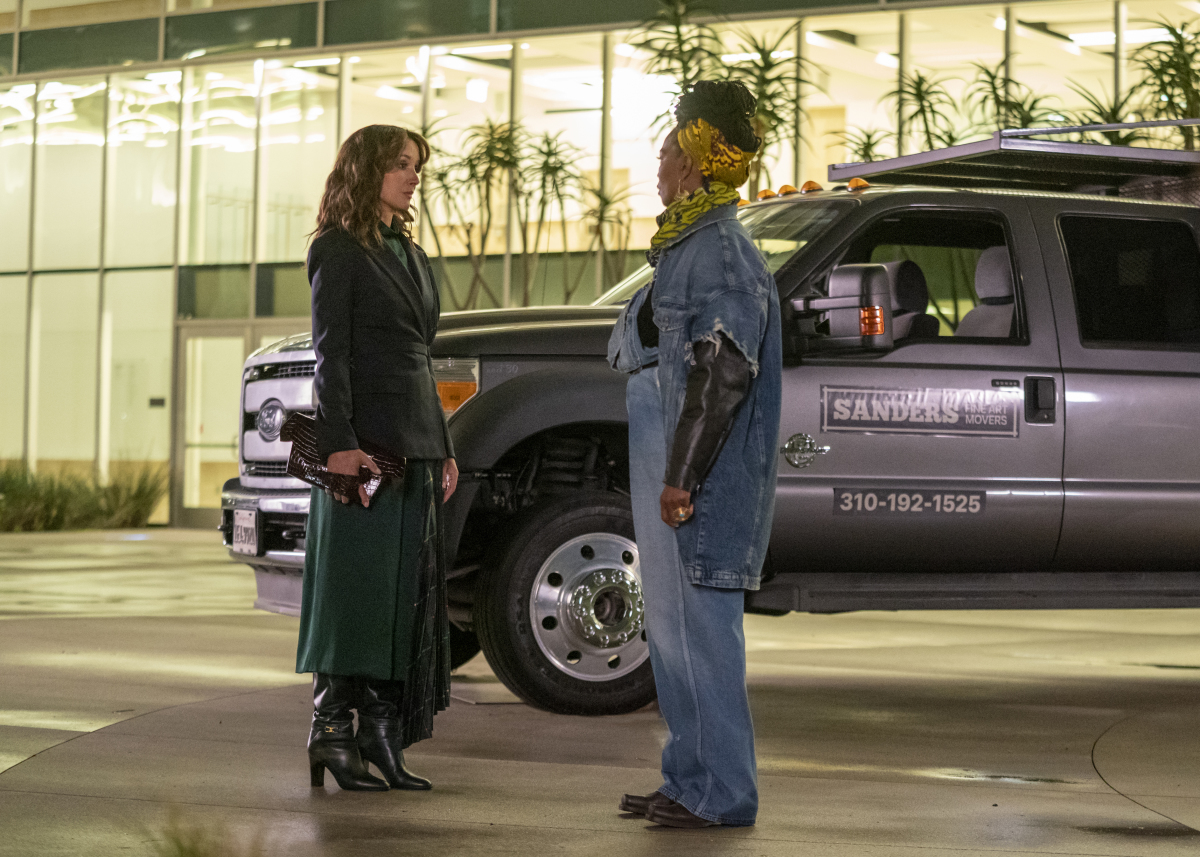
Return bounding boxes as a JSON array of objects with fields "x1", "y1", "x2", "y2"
[{"x1": 174, "y1": 326, "x2": 249, "y2": 528}]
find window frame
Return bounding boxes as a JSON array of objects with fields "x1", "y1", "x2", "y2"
[{"x1": 808, "y1": 205, "x2": 1028, "y2": 347}]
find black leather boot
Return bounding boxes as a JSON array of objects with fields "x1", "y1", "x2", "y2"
[
  {"x1": 356, "y1": 678, "x2": 432, "y2": 790},
  {"x1": 308, "y1": 673, "x2": 388, "y2": 791}
]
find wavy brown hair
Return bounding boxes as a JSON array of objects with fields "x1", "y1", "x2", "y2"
[{"x1": 313, "y1": 124, "x2": 430, "y2": 248}]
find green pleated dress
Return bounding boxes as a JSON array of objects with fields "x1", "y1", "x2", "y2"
[{"x1": 295, "y1": 222, "x2": 451, "y2": 748}]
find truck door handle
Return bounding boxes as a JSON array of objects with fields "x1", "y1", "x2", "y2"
[{"x1": 1024, "y1": 377, "x2": 1056, "y2": 424}]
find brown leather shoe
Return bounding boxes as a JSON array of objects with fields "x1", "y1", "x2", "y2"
[
  {"x1": 646, "y1": 801, "x2": 720, "y2": 828},
  {"x1": 619, "y1": 790, "x2": 673, "y2": 816}
]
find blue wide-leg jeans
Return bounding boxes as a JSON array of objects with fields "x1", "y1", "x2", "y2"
[{"x1": 627, "y1": 366, "x2": 758, "y2": 826}]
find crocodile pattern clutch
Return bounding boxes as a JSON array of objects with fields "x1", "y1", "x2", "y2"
[{"x1": 280, "y1": 412, "x2": 405, "y2": 504}]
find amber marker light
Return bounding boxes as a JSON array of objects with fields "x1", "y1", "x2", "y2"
[
  {"x1": 737, "y1": 198, "x2": 752, "y2": 206},
  {"x1": 860, "y1": 306, "x2": 886, "y2": 336},
  {"x1": 437, "y1": 380, "x2": 478, "y2": 414},
  {"x1": 757, "y1": 189, "x2": 778, "y2": 200},
  {"x1": 432, "y1": 357, "x2": 480, "y2": 415},
  {"x1": 848, "y1": 177, "x2": 870, "y2": 191},
  {"x1": 778, "y1": 184, "x2": 799, "y2": 195},
  {"x1": 800, "y1": 180, "x2": 823, "y2": 193}
]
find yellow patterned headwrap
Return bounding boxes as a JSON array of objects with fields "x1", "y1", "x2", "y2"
[{"x1": 677, "y1": 117, "x2": 757, "y2": 188}]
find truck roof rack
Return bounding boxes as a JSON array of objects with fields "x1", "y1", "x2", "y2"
[{"x1": 828, "y1": 118, "x2": 1200, "y2": 193}]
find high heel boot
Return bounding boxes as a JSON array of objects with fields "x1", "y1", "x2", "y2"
[
  {"x1": 308, "y1": 673, "x2": 389, "y2": 791},
  {"x1": 356, "y1": 678, "x2": 432, "y2": 790}
]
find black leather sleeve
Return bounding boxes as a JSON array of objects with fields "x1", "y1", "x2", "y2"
[{"x1": 664, "y1": 333, "x2": 752, "y2": 494}]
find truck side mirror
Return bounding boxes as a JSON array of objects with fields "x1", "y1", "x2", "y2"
[{"x1": 786, "y1": 263, "x2": 894, "y2": 356}]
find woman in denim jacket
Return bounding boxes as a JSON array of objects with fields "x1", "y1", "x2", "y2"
[{"x1": 608, "y1": 81, "x2": 782, "y2": 828}]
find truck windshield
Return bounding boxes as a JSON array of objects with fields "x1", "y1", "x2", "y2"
[{"x1": 593, "y1": 199, "x2": 855, "y2": 306}]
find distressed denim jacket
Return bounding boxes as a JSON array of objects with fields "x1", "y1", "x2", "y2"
[{"x1": 609, "y1": 203, "x2": 782, "y2": 590}]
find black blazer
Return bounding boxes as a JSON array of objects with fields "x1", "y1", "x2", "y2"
[{"x1": 308, "y1": 227, "x2": 453, "y2": 462}]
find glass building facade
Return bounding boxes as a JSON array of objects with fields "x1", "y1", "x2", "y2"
[{"x1": 0, "y1": 0, "x2": 1192, "y2": 523}]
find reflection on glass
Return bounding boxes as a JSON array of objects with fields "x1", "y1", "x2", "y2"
[
  {"x1": 106, "y1": 73, "x2": 181, "y2": 268},
  {"x1": 0, "y1": 83, "x2": 33, "y2": 272},
  {"x1": 259, "y1": 61, "x2": 337, "y2": 262},
  {"x1": 420, "y1": 44, "x2": 512, "y2": 311},
  {"x1": 799, "y1": 12, "x2": 897, "y2": 180},
  {"x1": 0, "y1": 274, "x2": 27, "y2": 465},
  {"x1": 255, "y1": 263, "x2": 309, "y2": 317},
  {"x1": 101, "y1": 271, "x2": 172, "y2": 496},
  {"x1": 178, "y1": 264, "x2": 250, "y2": 318},
  {"x1": 30, "y1": 273, "x2": 98, "y2": 477},
  {"x1": 33, "y1": 78, "x2": 105, "y2": 270},
  {"x1": 179, "y1": 63, "x2": 257, "y2": 265},
  {"x1": 183, "y1": 335, "x2": 244, "y2": 508},
  {"x1": 519, "y1": 35, "x2": 608, "y2": 304},
  {"x1": 22, "y1": 0, "x2": 157, "y2": 28}
]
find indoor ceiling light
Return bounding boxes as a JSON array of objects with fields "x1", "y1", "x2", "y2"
[
  {"x1": 294, "y1": 57, "x2": 340, "y2": 67},
  {"x1": 465, "y1": 78, "x2": 489, "y2": 103},
  {"x1": 375, "y1": 85, "x2": 420, "y2": 103},
  {"x1": 805, "y1": 32, "x2": 836, "y2": 49},
  {"x1": 720, "y1": 49, "x2": 794, "y2": 62},
  {"x1": 1068, "y1": 27, "x2": 1170, "y2": 46},
  {"x1": 450, "y1": 43, "x2": 512, "y2": 55}
]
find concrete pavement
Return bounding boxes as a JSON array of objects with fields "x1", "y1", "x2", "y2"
[{"x1": 1, "y1": 529, "x2": 1199, "y2": 855}]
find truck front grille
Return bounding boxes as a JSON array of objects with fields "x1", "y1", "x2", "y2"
[
  {"x1": 244, "y1": 460, "x2": 290, "y2": 477},
  {"x1": 247, "y1": 361, "x2": 316, "y2": 381}
]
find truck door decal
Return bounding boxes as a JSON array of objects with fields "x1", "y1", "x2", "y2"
[{"x1": 821, "y1": 385, "x2": 1020, "y2": 438}]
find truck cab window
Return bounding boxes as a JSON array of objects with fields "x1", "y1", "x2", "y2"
[
  {"x1": 1060, "y1": 215, "x2": 1200, "y2": 348},
  {"x1": 832, "y1": 213, "x2": 1019, "y2": 340}
]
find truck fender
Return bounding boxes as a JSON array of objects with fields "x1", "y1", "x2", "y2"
[{"x1": 449, "y1": 362, "x2": 630, "y2": 471}]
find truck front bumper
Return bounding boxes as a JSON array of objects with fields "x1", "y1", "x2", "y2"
[{"x1": 220, "y1": 479, "x2": 310, "y2": 615}]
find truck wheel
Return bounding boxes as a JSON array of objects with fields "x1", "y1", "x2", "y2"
[
  {"x1": 449, "y1": 624, "x2": 481, "y2": 670},
  {"x1": 474, "y1": 491, "x2": 656, "y2": 715}
]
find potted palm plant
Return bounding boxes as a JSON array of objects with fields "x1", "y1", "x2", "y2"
[{"x1": 1132, "y1": 20, "x2": 1200, "y2": 150}]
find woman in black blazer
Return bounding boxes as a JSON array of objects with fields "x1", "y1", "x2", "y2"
[{"x1": 296, "y1": 125, "x2": 458, "y2": 792}]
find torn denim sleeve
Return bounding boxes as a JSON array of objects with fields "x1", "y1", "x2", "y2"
[
  {"x1": 607, "y1": 284, "x2": 659, "y2": 374},
  {"x1": 685, "y1": 285, "x2": 769, "y2": 378}
]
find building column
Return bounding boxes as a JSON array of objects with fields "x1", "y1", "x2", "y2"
[
  {"x1": 1114, "y1": 1, "x2": 1127, "y2": 107},
  {"x1": 418, "y1": 44, "x2": 431, "y2": 249},
  {"x1": 897, "y1": 12, "x2": 910, "y2": 156},
  {"x1": 793, "y1": 18, "x2": 805, "y2": 185},
  {"x1": 596, "y1": 32, "x2": 613, "y2": 299},
  {"x1": 503, "y1": 42, "x2": 523, "y2": 308}
]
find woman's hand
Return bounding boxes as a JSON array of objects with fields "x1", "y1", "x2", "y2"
[
  {"x1": 443, "y1": 458, "x2": 459, "y2": 502},
  {"x1": 660, "y1": 485, "x2": 693, "y2": 528},
  {"x1": 326, "y1": 449, "x2": 381, "y2": 507}
]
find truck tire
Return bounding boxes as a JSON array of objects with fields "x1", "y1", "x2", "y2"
[{"x1": 474, "y1": 491, "x2": 656, "y2": 715}]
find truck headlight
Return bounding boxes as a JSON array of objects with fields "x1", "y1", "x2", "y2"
[
  {"x1": 433, "y1": 358, "x2": 479, "y2": 415},
  {"x1": 256, "y1": 399, "x2": 287, "y2": 441}
]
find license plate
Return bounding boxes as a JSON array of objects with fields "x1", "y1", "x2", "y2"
[
  {"x1": 833, "y1": 489, "x2": 986, "y2": 516},
  {"x1": 232, "y1": 509, "x2": 261, "y2": 555}
]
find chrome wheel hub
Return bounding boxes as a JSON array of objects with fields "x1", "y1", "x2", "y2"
[{"x1": 529, "y1": 532, "x2": 649, "y2": 682}]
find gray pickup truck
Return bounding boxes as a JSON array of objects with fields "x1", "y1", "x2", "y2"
[{"x1": 222, "y1": 129, "x2": 1200, "y2": 715}]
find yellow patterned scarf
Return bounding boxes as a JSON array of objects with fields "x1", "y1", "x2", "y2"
[
  {"x1": 648, "y1": 181, "x2": 740, "y2": 266},
  {"x1": 678, "y1": 117, "x2": 757, "y2": 188}
]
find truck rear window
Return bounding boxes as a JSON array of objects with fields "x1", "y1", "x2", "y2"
[{"x1": 1061, "y1": 215, "x2": 1200, "y2": 348}]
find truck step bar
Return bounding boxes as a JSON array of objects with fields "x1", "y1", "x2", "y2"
[{"x1": 749, "y1": 571, "x2": 1200, "y2": 613}]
